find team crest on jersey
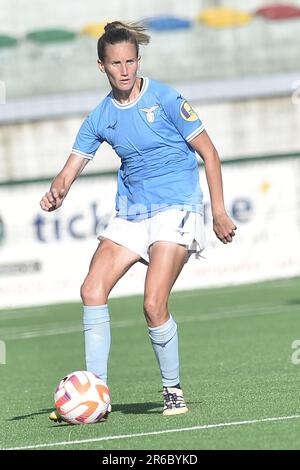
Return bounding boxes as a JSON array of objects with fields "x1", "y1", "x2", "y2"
[
  {"x1": 180, "y1": 100, "x2": 198, "y2": 122},
  {"x1": 140, "y1": 105, "x2": 160, "y2": 123}
]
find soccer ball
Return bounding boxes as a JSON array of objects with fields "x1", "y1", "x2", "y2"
[{"x1": 54, "y1": 370, "x2": 110, "y2": 424}]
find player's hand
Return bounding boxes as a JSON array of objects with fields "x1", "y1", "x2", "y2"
[
  {"x1": 213, "y1": 213, "x2": 237, "y2": 244},
  {"x1": 40, "y1": 188, "x2": 66, "y2": 212}
]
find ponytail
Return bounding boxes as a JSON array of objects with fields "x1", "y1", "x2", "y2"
[
  {"x1": 98, "y1": 21, "x2": 150, "y2": 61},
  {"x1": 104, "y1": 21, "x2": 150, "y2": 45}
]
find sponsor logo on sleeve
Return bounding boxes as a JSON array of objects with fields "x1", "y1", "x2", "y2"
[{"x1": 180, "y1": 100, "x2": 199, "y2": 122}]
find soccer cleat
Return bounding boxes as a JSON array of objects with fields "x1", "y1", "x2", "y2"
[
  {"x1": 162, "y1": 387, "x2": 188, "y2": 416},
  {"x1": 48, "y1": 404, "x2": 112, "y2": 423},
  {"x1": 49, "y1": 409, "x2": 63, "y2": 422}
]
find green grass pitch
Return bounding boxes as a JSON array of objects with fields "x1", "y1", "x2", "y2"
[{"x1": 0, "y1": 277, "x2": 300, "y2": 450}]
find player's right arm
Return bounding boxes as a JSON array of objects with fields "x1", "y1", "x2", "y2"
[
  {"x1": 40, "y1": 105, "x2": 103, "y2": 212},
  {"x1": 40, "y1": 153, "x2": 89, "y2": 212}
]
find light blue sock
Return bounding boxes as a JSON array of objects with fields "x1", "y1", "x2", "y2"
[
  {"x1": 148, "y1": 315, "x2": 180, "y2": 387},
  {"x1": 83, "y1": 304, "x2": 111, "y2": 384}
]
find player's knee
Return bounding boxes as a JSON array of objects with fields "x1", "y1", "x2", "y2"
[
  {"x1": 80, "y1": 280, "x2": 107, "y2": 305},
  {"x1": 80, "y1": 281, "x2": 93, "y2": 304},
  {"x1": 143, "y1": 296, "x2": 167, "y2": 325}
]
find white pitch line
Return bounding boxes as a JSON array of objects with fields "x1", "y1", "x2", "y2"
[{"x1": 3, "y1": 414, "x2": 300, "y2": 450}]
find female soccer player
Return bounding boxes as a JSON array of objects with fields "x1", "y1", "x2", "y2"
[{"x1": 40, "y1": 21, "x2": 236, "y2": 418}]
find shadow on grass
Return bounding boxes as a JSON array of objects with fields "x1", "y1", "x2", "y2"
[
  {"x1": 7, "y1": 408, "x2": 54, "y2": 421},
  {"x1": 285, "y1": 299, "x2": 300, "y2": 306},
  {"x1": 8, "y1": 399, "x2": 203, "y2": 424},
  {"x1": 8, "y1": 402, "x2": 161, "y2": 422},
  {"x1": 108, "y1": 401, "x2": 162, "y2": 415}
]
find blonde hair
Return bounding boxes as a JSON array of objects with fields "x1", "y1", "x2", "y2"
[{"x1": 97, "y1": 21, "x2": 150, "y2": 61}]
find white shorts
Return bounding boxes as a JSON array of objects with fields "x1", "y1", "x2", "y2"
[{"x1": 98, "y1": 209, "x2": 206, "y2": 265}]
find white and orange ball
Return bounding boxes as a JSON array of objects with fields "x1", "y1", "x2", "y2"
[{"x1": 54, "y1": 371, "x2": 110, "y2": 424}]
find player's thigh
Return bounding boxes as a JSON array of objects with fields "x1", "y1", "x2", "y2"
[
  {"x1": 84, "y1": 238, "x2": 140, "y2": 293},
  {"x1": 144, "y1": 241, "x2": 187, "y2": 302}
]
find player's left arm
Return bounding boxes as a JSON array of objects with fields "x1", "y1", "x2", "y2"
[{"x1": 189, "y1": 130, "x2": 237, "y2": 244}]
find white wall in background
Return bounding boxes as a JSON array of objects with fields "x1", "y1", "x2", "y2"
[{"x1": 1, "y1": 96, "x2": 299, "y2": 180}]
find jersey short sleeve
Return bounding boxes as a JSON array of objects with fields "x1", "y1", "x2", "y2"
[
  {"x1": 72, "y1": 112, "x2": 104, "y2": 159},
  {"x1": 160, "y1": 86, "x2": 205, "y2": 143}
]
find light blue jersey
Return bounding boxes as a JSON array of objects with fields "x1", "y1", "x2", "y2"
[{"x1": 72, "y1": 77, "x2": 205, "y2": 220}]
